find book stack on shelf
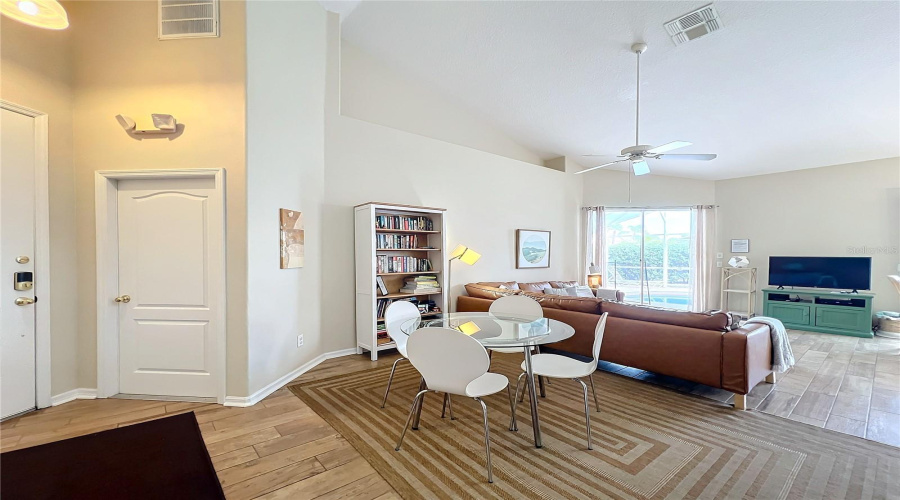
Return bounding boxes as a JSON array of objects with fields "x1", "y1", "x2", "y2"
[
  {"x1": 376, "y1": 214, "x2": 434, "y2": 231},
  {"x1": 355, "y1": 203, "x2": 447, "y2": 360},
  {"x1": 376, "y1": 255, "x2": 432, "y2": 274},
  {"x1": 400, "y1": 275, "x2": 441, "y2": 294}
]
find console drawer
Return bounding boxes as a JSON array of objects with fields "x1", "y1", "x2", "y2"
[{"x1": 768, "y1": 303, "x2": 810, "y2": 325}]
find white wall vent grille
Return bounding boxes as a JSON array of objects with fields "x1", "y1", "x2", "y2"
[
  {"x1": 159, "y1": 0, "x2": 219, "y2": 40},
  {"x1": 664, "y1": 4, "x2": 722, "y2": 46}
]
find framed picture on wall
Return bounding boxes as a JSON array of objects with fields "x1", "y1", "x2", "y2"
[
  {"x1": 280, "y1": 208, "x2": 304, "y2": 269},
  {"x1": 731, "y1": 239, "x2": 750, "y2": 253},
  {"x1": 516, "y1": 229, "x2": 551, "y2": 269}
]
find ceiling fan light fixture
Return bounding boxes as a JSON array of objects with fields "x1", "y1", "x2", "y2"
[{"x1": 631, "y1": 159, "x2": 651, "y2": 176}]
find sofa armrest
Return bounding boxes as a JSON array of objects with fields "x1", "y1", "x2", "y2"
[{"x1": 722, "y1": 324, "x2": 772, "y2": 395}]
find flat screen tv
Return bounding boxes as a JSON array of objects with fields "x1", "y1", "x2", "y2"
[{"x1": 768, "y1": 256, "x2": 872, "y2": 291}]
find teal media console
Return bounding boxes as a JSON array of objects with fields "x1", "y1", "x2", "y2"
[{"x1": 762, "y1": 288, "x2": 874, "y2": 338}]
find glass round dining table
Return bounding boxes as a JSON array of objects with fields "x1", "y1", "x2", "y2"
[{"x1": 399, "y1": 312, "x2": 575, "y2": 448}]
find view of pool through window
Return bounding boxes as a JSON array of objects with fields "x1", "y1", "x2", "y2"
[{"x1": 604, "y1": 209, "x2": 694, "y2": 311}]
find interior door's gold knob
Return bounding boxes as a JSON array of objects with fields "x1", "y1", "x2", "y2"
[
  {"x1": 15, "y1": 297, "x2": 35, "y2": 306},
  {"x1": 114, "y1": 295, "x2": 131, "y2": 303}
]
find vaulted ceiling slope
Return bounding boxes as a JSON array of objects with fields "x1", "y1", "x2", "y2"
[{"x1": 340, "y1": 1, "x2": 900, "y2": 180}]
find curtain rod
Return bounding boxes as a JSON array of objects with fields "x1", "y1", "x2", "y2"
[{"x1": 582, "y1": 205, "x2": 718, "y2": 210}]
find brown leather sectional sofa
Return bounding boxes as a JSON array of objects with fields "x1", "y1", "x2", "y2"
[{"x1": 459, "y1": 281, "x2": 775, "y2": 409}]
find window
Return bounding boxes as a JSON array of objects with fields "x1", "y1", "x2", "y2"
[{"x1": 604, "y1": 209, "x2": 694, "y2": 311}]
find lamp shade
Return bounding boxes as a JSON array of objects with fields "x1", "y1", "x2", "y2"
[
  {"x1": 1, "y1": 0, "x2": 69, "y2": 29},
  {"x1": 587, "y1": 274, "x2": 602, "y2": 288},
  {"x1": 451, "y1": 244, "x2": 481, "y2": 265}
]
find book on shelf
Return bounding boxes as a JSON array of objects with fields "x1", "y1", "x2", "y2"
[
  {"x1": 375, "y1": 276, "x2": 388, "y2": 296},
  {"x1": 399, "y1": 276, "x2": 441, "y2": 294},
  {"x1": 376, "y1": 255, "x2": 433, "y2": 273},
  {"x1": 376, "y1": 234, "x2": 425, "y2": 250},
  {"x1": 375, "y1": 215, "x2": 434, "y2": 232}
]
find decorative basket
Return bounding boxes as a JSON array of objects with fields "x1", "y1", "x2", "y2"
[{"x1": 880, "y1": 315, "x2": 900, "y2": 334}]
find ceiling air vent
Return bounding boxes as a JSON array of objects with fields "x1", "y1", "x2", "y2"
[
  {"x1": 664, "y1": 4, "x2": 721, "y2": 46},
  {"x1": 159, "y1": 0, "x2": 219, "y2": 40}
]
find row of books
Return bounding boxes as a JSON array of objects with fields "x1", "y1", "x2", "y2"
[
  {"x1": 376, "y1": 297, "x2": 416, "y2": 318},
  {"x1": 375, "y1": 214, "x2": 434, "y2": 232},
  {"x1": 400, "y1": 276, "x2": 441, "y2": 294},
  {"x1": 376, "y1": 256, "x2": 433, "y2": 274},
  {"x1": 375, "y1": 234, "x2": 428, "y2": 250}
]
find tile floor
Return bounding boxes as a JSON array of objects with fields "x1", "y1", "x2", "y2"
[{"x1": 597, "y1": 330, "x2": 900, "y2": 447}]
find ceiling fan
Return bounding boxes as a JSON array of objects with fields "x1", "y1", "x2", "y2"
[{"x1": 576, "y1": 43, "x2": 717, "y2": 176}]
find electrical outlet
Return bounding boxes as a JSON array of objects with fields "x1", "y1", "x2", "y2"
[
  {"x1": 716, "y1": 252, "x2": 723, "y2": 259},
  {"x1": 716, "y1": 260, "x2": 722, "y2": 268},
  {"x1": 297, "y1": 335, "x2": 304, "y2": 347}
]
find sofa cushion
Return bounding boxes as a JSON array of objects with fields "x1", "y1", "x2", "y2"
[
  {"x1": 475, "y1": 281, "x2": 520, "y2": 290},
  {"x1": 600, "y1": 301, "x2": 730, "y2": 332},
  {"x1": 565, "y1": 285, "x2": 595, "y2": 297},
  {"x1": 550, "y1": 281, "x2": 579, "y2": 289},
  {"x1": 520, "y1": 291, "x2": 602, "y2": 314},
  {"x1": 543, "y1": 288, "x2": 568, "y2": 296},
  {"x1": 518, "y1": 281, "x2": 553, "y2": 292},
  {"x1": 464, "y1": 283, "x2": 520, "y2": 300}
]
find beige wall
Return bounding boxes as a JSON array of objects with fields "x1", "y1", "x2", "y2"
[
  {"x1": 245, "y1": 1, "x2": 327, "y2": 394},
  {"x1": 1, "y1": 17, "x2": 79, "y2": 395},
  {"x1": 340, "y1": 40, "x2": 546, "y2": 167},
  {"x1": 65, "y1": 0, "x2": 248, "y2": 394},
  {"x1": 322, "y1": 14, "x2": 583, "y2": 353},
  {"x1": 582, "y1": 168, "x2": 716, "y2": 207},
  {"x1": 716, "y1": 158, "x2": 900, "y2": 314}
]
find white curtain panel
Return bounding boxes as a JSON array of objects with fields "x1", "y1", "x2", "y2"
[
  {"x1": 690, "y1": 205, "x2": 717, "y2": 312},
  {"x1": 582, "y1": 207, "x2": 606, "y2": 283}
]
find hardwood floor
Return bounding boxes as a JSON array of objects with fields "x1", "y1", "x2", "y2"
[
  {"x1": 598, "y1": 330, "x2": 900, "y2": 446},
  {"x1": 2, "y1": 330, "x2": 897, "y2": 498},
  {"x1": 1, "y1": 385, "x2": 400, "y2": 500}
]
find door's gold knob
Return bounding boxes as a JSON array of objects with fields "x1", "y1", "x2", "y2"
[
  {"x1": 15, "y1": 297, "x2": 35, "y2": 306},
  {"x1": 114, "y1": 295, "x2": 131, "y2": 303}
]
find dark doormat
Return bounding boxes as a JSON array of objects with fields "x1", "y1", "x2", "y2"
[{"x1": 0, "y1": 412, "x2": 224, "y2": 500}]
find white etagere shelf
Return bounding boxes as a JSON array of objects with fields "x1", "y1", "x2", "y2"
[{"x1": 354, "y1": 202, "x2": 447, "y2": 360}]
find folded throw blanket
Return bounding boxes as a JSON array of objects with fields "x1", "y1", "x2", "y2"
[{"x1": 744, "y1": 316, "x2": 795, "y2": 373}]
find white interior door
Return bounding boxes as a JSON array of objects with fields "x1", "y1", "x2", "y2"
[
  {"x1": 1, "y1": 108, "x2": 37, "y2": 418},
  {"x1": 116, "y1": 177, "x2": 220, "y2": 398}
]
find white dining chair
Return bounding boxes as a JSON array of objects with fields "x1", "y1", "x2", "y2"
[
  {"x1": 395, "y1": 327, "x2": 516, "y2": 483},
  {"x1": 487, "y1": 296, "x2": 543, "y2": 356},
  {"x1": 380, "y1": 301, "x2": 421, "y2": 408},
  {"x1": 488, "y1": 295, "x2": 550, "y2": 391},
  {"x1": 514, "y1": 312, "x2": 608, "y2": 450}
]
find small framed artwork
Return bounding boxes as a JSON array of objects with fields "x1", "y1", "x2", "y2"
[
  {"x1": 280, "y1": 208, "x2": 304, "y2": 269},
  {"x1": 516, "y1": 229, "x2": 551, "y2": 269},
  {"x1": 731, "y1": 239, "x2": 750, "y2": 253}
]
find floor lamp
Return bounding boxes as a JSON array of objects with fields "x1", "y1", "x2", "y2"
[{"x1": 447, "y1": 244, "x2": 481, "y2": 312}]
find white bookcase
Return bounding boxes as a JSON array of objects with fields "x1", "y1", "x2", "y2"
[{"x1": 354, "y1": 203, "x2": 447, "y2": 360}]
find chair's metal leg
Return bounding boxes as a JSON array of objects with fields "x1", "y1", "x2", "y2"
[
  {"x1": 507, "y1": 384, "x2": 518, "y2": 431},
  {"x1": 539, "y1": 375, "x2": 546, "y2": 398},
  {"x1": 574, "y1": 379, "x2": 592, "y2": 450},
  {"x1": 411, "y1": 377, "x2": 427, "y2": 430},
  {"x1": 475, "y1": 398, "x2": 493, "y2": 483},
  {"x1": 588, "y1": 373, "x2": 600, "y2": 413},
  {"x1": 515, "y1": 372, "x2": 526, "y2": 403},
  {"x1": 395, "y1": 390, "x2": 429, "y2": 451},
  {"x1": 381, "y1": 357, "x2": 406, "y2": 408},
  {"x1": 441, "y1": 393, "x2": 456, "y2": 420}
]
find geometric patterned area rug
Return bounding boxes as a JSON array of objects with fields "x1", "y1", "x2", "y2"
[{"x1": 289, "y1": 354, "x2": 900, "y2": 500}]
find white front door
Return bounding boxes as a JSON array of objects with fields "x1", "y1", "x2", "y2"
[
  {"x1": 1, "y1": 108, "x2": 37, "y2": 418},
  {"x1": 116, "y1": 177, "x2": 220, "y2": 398}
]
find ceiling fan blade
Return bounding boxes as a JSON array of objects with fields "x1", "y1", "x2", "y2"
[
  {"x1": 631, "y1": 159, "x2": 651, "y2": 176},
  {"x1": 657, "y1": 153, "x2": 717, "y2": 161},
  {"x1": 575, "y1": 159, "x2": 629, "y2": 175},
  {"x1": 647, "y1": 141, "x2": 692, "y2": 154}
]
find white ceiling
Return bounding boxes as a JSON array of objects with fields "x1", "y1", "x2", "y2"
[{"x1": 339, "y1": 1, "x2": 900, "y2": 180}]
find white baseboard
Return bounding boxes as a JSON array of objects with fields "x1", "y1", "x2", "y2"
[
  {"x1": 51, "y1": 388, "x2": 98, "y2": 407},
  {"x1": 224, "y1": 348, "x2": 358, "y2": 407}
]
